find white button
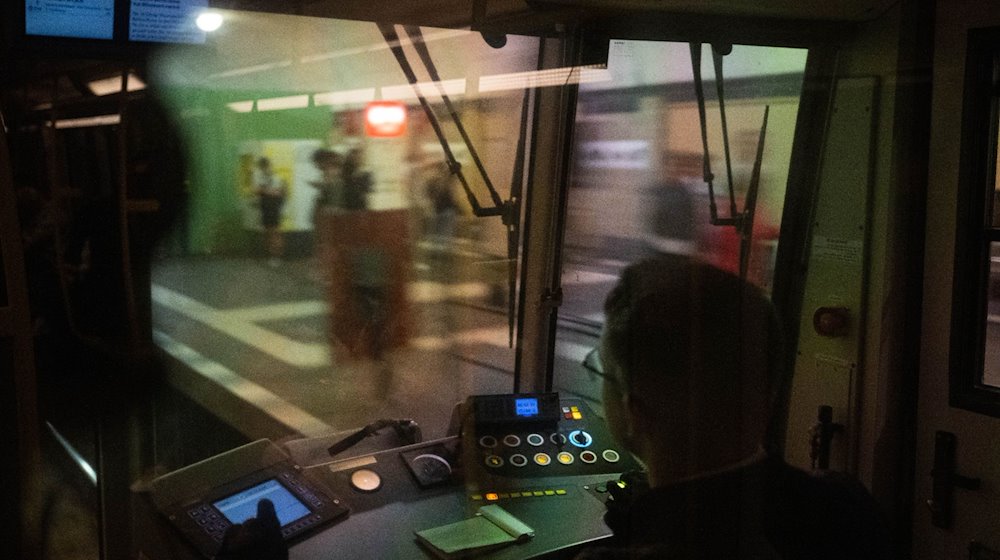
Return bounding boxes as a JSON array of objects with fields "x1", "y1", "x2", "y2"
[
  {"x1": 510, "y1": 454, "x2": 528, "y2": 467},
  {"x1": 526, "y1": 433, "x2": 545, "y2": 446},
  {"x1": 602, "y1": 449, "x2": 621, "y2": 463},
  {"x1": 503, "y1": 434, "x2": 522, "y2": 447},
  {"x1": 350, "y1": 469, "x2": 382, "y2": 492},
  {"x1": 479, "y1": 435, "x2": 498, "y2": 448}
]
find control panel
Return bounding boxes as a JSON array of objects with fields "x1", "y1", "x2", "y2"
[{"x1": 465, "y1": 394, "x2": 637, "y2": 482}]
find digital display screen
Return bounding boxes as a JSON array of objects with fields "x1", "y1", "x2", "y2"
[
  {"x1": 212, "y1": 479, "x2": 311, "y2": 527},
  {"x1": 129, "y1": 0, "x2": 207, "y2": 44},
  {"x1": 25, "y1": 0, "x2": 115, "y2": 40},
  {"x1": 514, "y1": 397, "x2": 539, "y2": 417}
]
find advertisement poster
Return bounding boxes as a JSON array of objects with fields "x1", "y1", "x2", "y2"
[{"x1": 239, "y1": 140, "x2": 323, "y2": 232}]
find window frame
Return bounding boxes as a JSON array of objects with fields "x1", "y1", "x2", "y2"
[{"x1": 949, "y1": 27, "x2": 1000, "y2": 417}]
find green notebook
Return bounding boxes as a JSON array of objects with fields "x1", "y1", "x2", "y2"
[{"x1": 415, "y1": 504, "x2": 535, "y2": 559}]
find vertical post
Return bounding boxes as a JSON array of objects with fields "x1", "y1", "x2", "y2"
[{"x1": 515, "y1": 29, "x2": 581, "y2": 393}]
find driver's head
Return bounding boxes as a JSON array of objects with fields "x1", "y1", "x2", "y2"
[{"x1": 599, "y1": 254, "x2": 784, "y2": 484}]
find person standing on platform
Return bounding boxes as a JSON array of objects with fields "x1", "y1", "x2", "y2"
[{"x1": 254, "y1": 157, "x2": 288, "y2": 267}]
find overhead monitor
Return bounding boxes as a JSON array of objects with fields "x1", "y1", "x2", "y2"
[
  {"x1": 128, "y1": 0, "x2": 207, "y2": 44},
  {"x1": 25, "y1": 0, "x2": 115, "y2": 40}
]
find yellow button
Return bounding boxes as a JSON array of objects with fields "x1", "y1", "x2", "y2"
[
  {"x1": 532, "y1": 491, "x2": 544, "y2": 497},
  {"x1": 486, "y1": 493, "x2": 499, "y2": 501},
  {"x1": 471, "y1": 494, "x2": 483, "y2": 501},
  {"x1": 570, "y1": 406, "x2": 579, "y2": 412},
  {"x1": 555, "y1": 489, "x2": 567, "y2": 495},
  {"x1": 572, "y1": 412, "x2": 583, "y2": 420},
  {"x1": 557, "y1": 452, "x2": 574, "y2": 465},
  {"x1": 521, "y1": 492, "x2": 534, "y2": 497},
  {"x1": 544, "y1": 490, "x2": 555, "y2": 496},
  {"x1": 534, "y1": 453, "x2": 551, "y2": 466}
]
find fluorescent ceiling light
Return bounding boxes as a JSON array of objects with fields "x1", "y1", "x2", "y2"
[
  {"x1": 381, "y1": 79, "x2": 466, "y2": 101},
  {"x1": 52, "y1": 114, "x2": 122, "y2": 129},
  {"x1": 256, "y1": 95, "x2": 309, "y2": 111},
  {"x1": 227, "y1": 100, "x2": 255, "y2": 113},
  {"x1": 479, "y1": 65, "x2": 611, "y2": 93},
  {"x1": 88, "y1": 73, "x2": 146, "y2": 96},
  {"x1": 313, "y1": 88, "x2": 376, "y2": 107}
]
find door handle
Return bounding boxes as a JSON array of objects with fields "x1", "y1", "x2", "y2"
[
  {"x1": 927, "y1": 431, "x2": 981, "y2": 529},
  {"x1": 809, "y1": 405, "x2": 843, "y2": 470}
]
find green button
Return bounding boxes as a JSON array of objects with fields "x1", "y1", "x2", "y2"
[
  {"x1": 532, "y1": 491, "x2": 544, "y2": 497},
  {"x1": 471, "y1": 494, "x2": 483, "y2": 500},
  {"x1": 555, "y1": 489, "x2": 567, "y2": 495},
  {"x1": 544, "y1": 490, "x2": 555, "y2": 496}
]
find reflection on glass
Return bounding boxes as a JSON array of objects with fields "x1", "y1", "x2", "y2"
[
  {"x1": 983, "y1": 242, "x2": 1000, "y2": 387},
  {"x1": 149, "y1": 12, "x2": 539, "y2": 443},
  {"x1": 555, "y1": 41, "x2": 808, "y2": 410}
]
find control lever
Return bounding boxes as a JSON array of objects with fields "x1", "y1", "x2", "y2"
[
  {"x1": 327, "y1": 419, "x2": 421, "y2": 458},
  {"x1": 809, "y1": 405, "x2": 843, "y2": 470}
]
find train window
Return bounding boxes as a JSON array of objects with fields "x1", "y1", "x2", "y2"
[
  {"x1": 147, "y1": 11, "x2": 541, "y2": 448},
  {"x1": 555, "y1": 40, "x2": 807, "y2": 408},
  {"x1": 950, "y1": 28, "x2": 1000, "y2": 416}
]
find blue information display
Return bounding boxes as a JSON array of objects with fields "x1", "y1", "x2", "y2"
[
  {"x1": 213, "y1": 479, "x2": 310, "y2": 527},
  {"x1": 129, "y1": 0, "x2": 207, "y2": 44},
  {"x1": 514, "y1": 397, "x2": 539, "y2": 417},
  {"x1": 25, "y1": 0, "x2": 115, "y2": 40}
]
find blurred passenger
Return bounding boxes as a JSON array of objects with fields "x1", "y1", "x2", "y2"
[
  {"x1": 578, "y1": 254, "x2": 890, "y2": 559},
  {"x1": 341, "y1": 147, "x2": 372, "y2": 211},
  {"x1": 646, "y1": 152, "x2": 697, "y2": 258},
  {"x1": 254, "y1": 157, "x2": 288, "y2": 266},
  {"x1": 424, "y1": 161, "x2": 458, "y2": 240},
  {"x1": 309, "y1": 148, "x2": 345, "y2": 221}
]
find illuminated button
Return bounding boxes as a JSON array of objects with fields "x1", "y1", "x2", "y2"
[
  {"x1": 526, "y1": 433, "x2": 545, "y2": 446},
  {"x1": 485, "y1": 493, "x2": 499, "y2": 501},
  {"x1": 532, "y1": 491, "x2": 544, "y2": 497},
  {"x1": 550, "y1": 433, "x2": 567, "y2": 445},
  {"x1": 602, "y1": 449, "x2": 621, "y2": 463},
  {"x1": 579, "y1": 450, "x2": 598, "y2": 464},
  {"x1": 568, "y1": 430, "x2": 593, "y2": 448},
  {"x1": 521, "y1": 491, "x2": 533, "y2": 497},
  {"x1": 572, "y1": 412, "x2": 583, "y2": 420},
  {"x1": 479, "y1": 435, "x2": 498, "y2": 448},
  {"x1": 533, "y1": 453, "x2": 552, "y2": 466},
  {"x1": 555, "y1": 489, "x2": 567, "y2": 495},
  {"x1": 485, "y1": 455, "x2": 504, "y2": 468},
  {"x1": 556, "y1": 452, "x2": 574, "y2": 465},
  {"x1": 544, "y1": 490, "x2": 555, "y2": 496},
  {"x1": 509, "y1": 454, "x2": 528, "y2": 467},
  {"x1": 562, "y1": 406, "x2": 570, "y2": 413},
  {"x1": 503, "y1": 434, "x2": 521, "y2": 447}
]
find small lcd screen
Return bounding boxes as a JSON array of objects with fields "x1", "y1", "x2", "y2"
[
  {"x1": 213, "y1": 479, "x2": 311, "y2": 527},
  {"x1": 514, "y1": 398, "x2": 539, "y2": 417},
  {"x1": 128, "y1": 0, "x2": 207, "y2": 44}
]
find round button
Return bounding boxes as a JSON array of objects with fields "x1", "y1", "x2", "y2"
[
  {"x1": 533, "y1": 453, "x2": 551, "y2": 466},
  {"x1": 568, "y1": 430, "x2": 593, "y2": 448},
  {"x1": 556, "y1": 452, "x2": 574, "y2": 465},
  {"x1": 602, "y1": 449, "x2": 621, "y2": 463},
  {"x1": 350, "y1": 469, "x2": 382, "y2": 492},
  {"x1": 579, "y1": 450, "x2": 598, "y2": 464},
  {"x1": 526, "y1": 433, "x2": 545, "y2": 446},
  {"x1": 509, "y1": 454, "x2": 528, "y2": 467},
  {"x1": 549, "y1": 433, "x2": 567, "y2": 445},
  {"x1": 485, "y1": 454, "x2": 504, "y2": 468},
  {"x1": 502, "y1": 434, "x2": 521, "y2": 447},
  {"x1": 479, "y1": 435, "x2": 498, "y2": 448}
]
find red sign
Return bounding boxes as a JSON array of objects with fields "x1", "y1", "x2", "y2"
[{"x1": 365, "y1": 101, "x2": 407, "y2": 137}]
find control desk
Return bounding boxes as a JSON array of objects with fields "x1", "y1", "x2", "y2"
[{"x1": 145, "y1": 394, "x2": 638, "y2": 559}]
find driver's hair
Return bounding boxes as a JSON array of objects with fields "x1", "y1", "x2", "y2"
[{"x1": 601, "y1": 254, "x2": 786, "y2": 454}]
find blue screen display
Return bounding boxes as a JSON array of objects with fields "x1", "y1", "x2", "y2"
[
  {"x1": 213, "y1": 479, "x2": 310, "y2": 527},
  {"x1": 26, "y1": 0, "x2": 115, "y2": 40},
  {"x1": 515, "y1": 397, "x2": 539, "y2": 417}
]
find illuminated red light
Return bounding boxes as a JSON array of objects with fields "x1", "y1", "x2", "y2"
[{"x1": 365, "y1": 101, "x2": 407, "y2": 137}]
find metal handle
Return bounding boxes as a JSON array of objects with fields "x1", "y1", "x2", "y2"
[
  {"x1": 928, "y1": 431, "x2": 981, "y2": 529},
  {"x1": 809, "y1": 405, "x2": 843, "y2": 470}
]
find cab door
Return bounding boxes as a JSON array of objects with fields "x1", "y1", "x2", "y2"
[{"x1": 914, "y1": 4, "x2": 1000, "y2": 557}]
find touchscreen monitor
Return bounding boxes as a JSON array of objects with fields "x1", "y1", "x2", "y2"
[{"x1": 213, "y1": 479, "x2": 311, "y2": 527}]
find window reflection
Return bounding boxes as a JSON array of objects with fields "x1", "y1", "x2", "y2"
[
  {"x1": 150, "y1": 12, "x2": 539, "y2": 440},
  {"x1": 556, "y1": 41, "x2": 807, "y2": 409}
]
